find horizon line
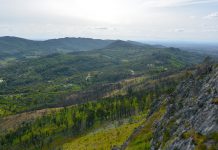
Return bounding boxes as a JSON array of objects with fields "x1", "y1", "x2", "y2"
[{"x1": 1, "y1": 35, "x2": 218, "y2": 44}]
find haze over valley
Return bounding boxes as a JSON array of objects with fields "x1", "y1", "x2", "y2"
[{"x1": 0, "y1": 0, "x2": 217, "y2": 150}]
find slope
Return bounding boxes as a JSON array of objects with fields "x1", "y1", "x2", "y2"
[
  {"x1": 0, "y1": 41, "x2": 204, "y2": 115},
  {"x1": 0, "y1": 63, "x2": 187, "y2": 150},
  {"x1": 125, "y1": 60, "x2": 218, "y2": 150}
]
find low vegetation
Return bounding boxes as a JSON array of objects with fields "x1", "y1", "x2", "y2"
[
  {"x1": 1, "y1": 38, "x2": 214, "y2": 150},
  {"x1": 62, "y1": 115, "x2": 145, "y2": 150},
  {"x1": 126, "y1": 105, "x2": 166, "y2": 150}
]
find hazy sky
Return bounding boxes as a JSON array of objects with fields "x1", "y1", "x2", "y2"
[{"x1": 0, "y1": 0, "x2": 218, "y2": 41}]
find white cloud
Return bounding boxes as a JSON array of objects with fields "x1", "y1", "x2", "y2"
[
  {"x1": 203, "y1": 29, "x2": 218, "y2": 32},
  {"x1": 0, "y1": 0, "x2": 218, "y2": 41},
  {"x1": 174, "y1": 28, "x2": 185, "y2": 32},
  {"x1": 205, "y1": 12, "x2": 218, "y2": 19},
  {"x1": 95, "y1": 27, "x2": 108, "y2": 30},
  {"x1": 189, "y1": 15, "x2": 196, "y2": 19},
  {"x1": 142, "y1": 0, "x2": 218, "y2": 8}
]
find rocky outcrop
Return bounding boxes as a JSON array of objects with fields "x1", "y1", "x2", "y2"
[{"x1": 151, "y1": 63, "x2": 218, "y2": 150}]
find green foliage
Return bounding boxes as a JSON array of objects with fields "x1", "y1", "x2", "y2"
[
  {"x1": 0, "y1": 58, "x2": 187, "y2": 149},
  {"x1": 62, "y1": 116, "x2": 144, "y2": 150},
  {"x1": 0, "y1": 96, "x2": 146, "y2": 149},
  {"x1": 0, "y1": 36, "x2": 113, "y2": 59},
  {"x1": 126, "y1": 105, "x2": 166, "y2": 150},
  {"x1": 0, "y1": 38, "x2": 206, "y2": 149},
  {"x1": 0, "y1": 40, "x2": 201, "y2": 115}
]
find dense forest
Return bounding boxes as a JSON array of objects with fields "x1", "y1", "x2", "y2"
[
  {"x1": 0, "y1": 39, "x2": 203, "y2": 117},
  {"x1": 0, "y1": 37, "x2": 217, "y2": 150},
  {"x1": 1, "y1": 68, "x2": 182, "y2": 149}
]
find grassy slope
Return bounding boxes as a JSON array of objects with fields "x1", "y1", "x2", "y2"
[
  {"x1": 52, "y1": 103, "x2": 166, "y2": 150},
  {"x1": 126, "y1": 105, "x2": 166, "y2": 150},
  {"x1": 61, "y1": 115, "x2": 146, "y2": 150}
]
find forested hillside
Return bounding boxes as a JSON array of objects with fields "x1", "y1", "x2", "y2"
[
  {"x1": 1, "y1": 0, "x2": 218, "y2": 149},
  {"x1": 0, "y1": 40, "x2": 203, "y2": 117},
  {"x1": 0, "y1": 36, "x2": 114, "y2": 60},
  {"x1": 1, "y1": 37, "x2": 217, "y2": 150},
  {"x1": 0, "y1": 62, "x2": 188, "y2": 149},
  {"x1": 1, "y1": 60, "x2": 217, "y2": 150}
]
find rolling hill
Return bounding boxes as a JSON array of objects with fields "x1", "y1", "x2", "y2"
[
  {"x1": 0, "y1": 36, "x2": 114, "y2": 59},
  {"x1": 0, "y1": 40, "x2": 204, "y2": 116}
]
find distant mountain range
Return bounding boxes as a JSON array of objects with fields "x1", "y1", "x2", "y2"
[
  {"x1": 0, "y1": 36, "x2": 115, "y2": 59},
  {"x1": 143, "y1": 40, "x2": 218, "y2": 56}
]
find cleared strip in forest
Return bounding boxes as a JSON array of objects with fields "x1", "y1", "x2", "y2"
[{"x1": 0, "y1": 107, "x2": 62, "y2": 134}]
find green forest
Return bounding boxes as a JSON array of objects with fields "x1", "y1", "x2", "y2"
[{"x1": 0, "y1": 37, "x2": 217, "y2": 150}]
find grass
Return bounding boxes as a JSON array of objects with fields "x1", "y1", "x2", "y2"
[
  {"x1": 61, "y1": 115, "x2": 146, "y2": 150},
  {"x1": 126, "y1": 105, "x2": 166, "y2": 150},
  {"x1": 0, "y1": 107, "x2": 61, "y2": 135},
  {"x1": 0, "y1": 108, "x2": 12, "y2": 117}
]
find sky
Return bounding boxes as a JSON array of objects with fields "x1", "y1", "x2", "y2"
[{"x1": 0, "y1": 0, "x2": 218, "y2": 41}]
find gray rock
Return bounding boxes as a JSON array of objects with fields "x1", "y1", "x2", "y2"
[{"x1": 151, "y1": 64, "x2": 218, "y2": 150}]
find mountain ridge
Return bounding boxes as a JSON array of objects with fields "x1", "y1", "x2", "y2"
[
  {"x1": 124, "y1": 61, "x2": 218, "y2": 150},
  {"x1": 0, "y1": 36, "x2": 116, "y2": 59}
]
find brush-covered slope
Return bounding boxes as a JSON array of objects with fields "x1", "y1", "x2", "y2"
[
  {"x1": 0, "y1": 62, "x2": 187, "y2": 150},
  {"x1": 125, "y1": 61, "x2": 218, "y2": 150},
  {"x1": 0, "y1": 60, "x2": 216, "y2": 150}
]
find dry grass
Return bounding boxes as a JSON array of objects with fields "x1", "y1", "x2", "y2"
[{"x1": 0, "y1": 107, "x2": 62, "y2": 134}]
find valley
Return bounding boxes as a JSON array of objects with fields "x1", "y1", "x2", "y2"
[
  {"x1": 1, "y1": 0, "x2": 218, "y2": 149},
  {"x1": 0, "y1": 37, "x2": 217, "y2": 150}
]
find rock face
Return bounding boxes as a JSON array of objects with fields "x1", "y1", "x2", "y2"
[{"x1": 151, "y1": 63, "x2": 218, "y2": 150}]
